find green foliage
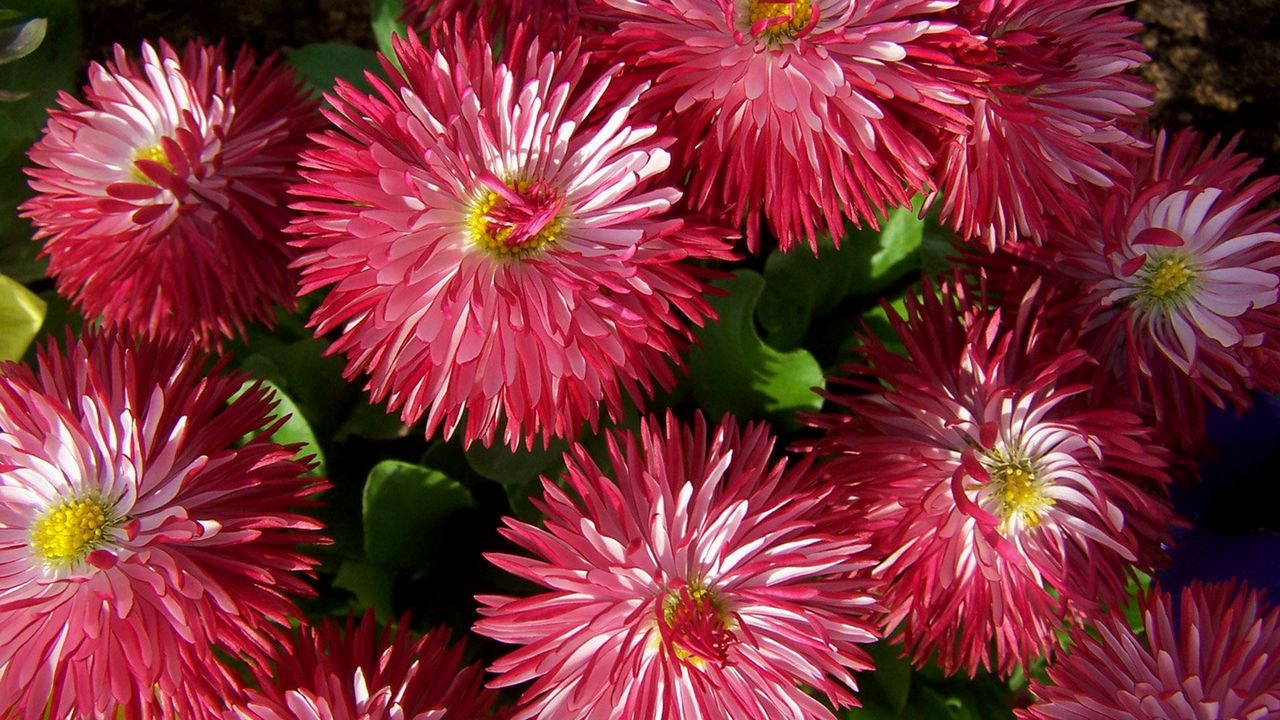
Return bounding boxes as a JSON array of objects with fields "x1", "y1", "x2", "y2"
[
  {"x1": 0, "y1": 15, "x2": 45, "y2": 68},
  {"x1": 0, "y1": 0, "x2": 80, "y2": 286},
  {"x1": 841, "y1": 646, "x2": 1017, "y2": 720},
  {"x1": 370, "y1": 0, "x2": 408, "y2": 64},
  {"x1": 362, "y1": 460, "x2": 476, "y2": 570},
  {"x1": 286, "y1": 42, "x2": 381, "y2": 95},
  {"x1": 235, "y1": 378, "x2": 327, "y2": 477},
  {"x1": 688, "y1": 270, "x2": 825, "y2": 424},
  {"x1": 0, "y1": 271, "x2": 43, "y2": 360}
]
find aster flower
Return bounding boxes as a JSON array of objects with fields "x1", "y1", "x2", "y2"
[
  {"x1": 1018, "y1": 582, "x2": 1280, "y2": 719},
  {"x1": 0, "y1": 332, "x2": 327, "y2": 719},
  {"x1": 932, "y1": 0, "x2": 1151, "y2": 249},
  {"x1": 291, "y1": 31, "x2": 732, "y2": 450},
  {"x1": 474, "y1": 413, "x2": 878, "y2": 719},
  {"x1": 21, "y1": 39, "x2": 320, "y2": 347},
  {"x1": 1047, "y1": 129, "x2": 1280, "y2": 442},
  {"x1": 807, "y1": 277, "x2": 1174, "y2": 676},
  {"x1": 227, "y1": 611, "x2": 499, "y2": 720},
  {"x1": 596, "y1": 0, "x2": 970, "y2": 251}
]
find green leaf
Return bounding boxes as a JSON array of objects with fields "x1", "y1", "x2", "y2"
[
  {"x1": 755, "y1": 198, "x2": 926, "y2": 351},
  {"x1": 868, "y1": 642, "x2": 914, "y2": 714},
  {"x1": 0, "y1": 16, "x2": 46, "y2": 65},
  {"x1": 857, "y1": 295, "x2": 910, "y2": 358},
  {"x1": 286, "y1": 42, "x2": 380, "y2": 95},
  {"x1": 235, "y1": 379, "x2": 326, "y2": 477},
  {"x1": 362, "y1": 460, "x2": 476, "y2": 569},
  {"x1": 333, "y1": 559, "x2": 394, "y2": 620},
  {"x1": 370, "y1": 0, "x2": 408, "y2": 64},
  {"x1": 466, "y1": 439, "x2": 566, "y2": 488},
  {"x1": 688, "y1": 270, "x2": 825, "y2": 423},
  {"x1": 0, "y1": 272, "x2": 44, "y2": 360}
]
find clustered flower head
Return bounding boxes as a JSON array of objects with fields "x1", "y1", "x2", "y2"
[
  {"x1": 998, "y1": 128, "x2": 1280, "y2": 446},
  {"x1": 1018, "y1": 582, "x2": 1280, "y2": 719},
  {"x1": 596, "y1": 0, "x2": 969, "y2": 252},
  {"x1": 21, "y1": 39, "x2": 321, "y2": 348},
  {"x1": 807, "y1": 277, "x2": 1174, "y2": 676},
  {"x1": 931, "y1": 0, "x2": 1152, "y2": 248},
  {"x1": 0, "y1": 331, "x2": 327, "y2": 719},
  {"x1": 475, "y1": 413, "x2": 879, "y2": 719},
  {"x1": 227, "y1": 611, "x2": 500, "y2": 720},
  {"x1": 290, "y1": 29, "x2": 733, "y2": 450},
  {"x1": 7, "y1": 0, "x2": 1280, "y2": 716}
]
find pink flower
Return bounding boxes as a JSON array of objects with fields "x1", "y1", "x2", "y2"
[
  {"x1": 474, "y1": 413, "x2": 878, "y2": 719},
  {"x1": 1018, "y1": 582, "x2": 1280, "y2": 719},
  {"x1": 596, "y1": 0, "x2": 969, "y2": 251},
  {"x1": 1048, "y1": 129, "x2": 1280, "y2": 442},
  {"x1": 227, "y1": 612, "x2": 500, "y2": 720},
  {"x1": 932, "y1": 0, "x2": 1151, "y2": 249},
  {"x1": 291, "y1": 32, "x2": 732, "y2": 450},
  {"x1": 807, "y1": 278, "x2": 1174, "y2": 676},
  {"x1": 0, "y1": 332, "x2": 328, "y2": 719},
  {"x1": 21, "y1": 40, "x2": 321, "y2": 347}
]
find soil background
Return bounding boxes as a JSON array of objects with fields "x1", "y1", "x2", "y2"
[{"x1": 77, "y1": 0, "x2": 1280, "y2": 180}]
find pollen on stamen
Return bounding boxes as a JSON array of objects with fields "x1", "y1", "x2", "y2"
[
  {"x1": 982, "y1": 450, "x2": 1054, "y2": 534},
  {"x1": 129, "y1": 143, "x2": 172, "y2": 184},
  {"x1": 657, "y1": 580, "x2": 735, "y2": 669},
  {"x1": 1139, "y1": 253, "x2": 1197, "y2": 306},
  {"x1": 746, "y1": 0, "x2": 814, "y2": 39},
  {"x1": 466, "y1": 177, "x2": 566, "y2": 259},
  {"x1": 30, "y1": 495, "x2": 116, "y2": 566}
]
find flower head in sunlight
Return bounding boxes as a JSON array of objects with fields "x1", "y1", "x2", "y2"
[
  {"x1": 227, "y1": 612, "x2": 498, "y2": 720},
  {"x1": 291, "y1": 31, "x2": 732, "y2": 450},
  {"x1": 808, "y1": 277, "x2": 1174, "y2": 676},
  {"x1": 932, "y1": 0, "x2": 1152, "y2": 248},
  {"x1": 1018, "y1": 582, "x2": 1280, "y2": 719},
  {"x1": 475, "y1": 413, "x2": 878, "y2": 719},
  {"x1": 21, "y1": 39, "x2": 320, "y2": 347},
  {"x1": 597, "y1": 0, "x2": 969, "y2": 251},
  {"x1": 0, "y1": 332, "x2": 327, "y2": 719}
]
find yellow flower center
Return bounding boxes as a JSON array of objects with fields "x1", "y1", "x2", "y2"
[
  {"x1": 983, "y1": 451, "x2": 1053, "y2": 535},
  {"x1": 658, "y1": 579, "x2": 734, "y2": 669},
  {"x1": 467, "y1": 176, "x2": 565, "y2": 259},
  {"x1": 129, "y1": 143, "x2": 172, "y2": 184},
  {"x1": 30, "y1": 496, "x2": 115, "y2": 566},
  {"x1": 747, "y1": 0, "x2": 814, "y2": 39},
  {"x1": 1140, "y1": 254, "x2": 1196, "y2": 304}
]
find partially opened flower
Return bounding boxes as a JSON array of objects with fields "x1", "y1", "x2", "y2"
[
  {"x1": 21, "y1": 39, "x2": 319, "y2": 347},
  {"x1": 597, "y1": 0, "x2": 969, "y2": 251},
  {"x1": 475, "y1": 413, "x2": 878, "y2": 719},
  {"x1": 932, "y1": 0, "x2": 1151, "y2": 248},
  {"x1": 1049, "y1": 129, "x2": 1280, "y2": 442},
  {"x1": 0, "y1": 332, "x2": 327, "y2": 719},
  {"x1": 291, "y1": 31, "x2": 732, "y2": 449},
  {"x1": 227, "y1": 612, "x2": 499, "y2": 720},
  {"x1": 1018, "y1": 582, "x2": 1280, "y2": 719},
  {"x1": 808, "y1": 278, "x2": 1174, "y2": 676}
]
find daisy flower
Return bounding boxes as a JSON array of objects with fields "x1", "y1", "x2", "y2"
[
  {"x1": 21, "y1": 40, "x2": 320, "y2": 347},
  {"x1": 0, "y1": 332, "x2": 327, "y2": 719},
  {"x1": 227, "y1": 612, "x2": 498, "y2": 720},
  {"x1": 1050, "y1": 129, "x2": 1280, "y2": 441},
  {"x1": 291, "y1": 31, "x2": 732, "y2": 450},
  {"x1": 596, "y1": 0, "x2": 969, "y2": 251},
  {"x1": 474, "y1": 413, "x2": 879, "y2": 719},
  {"x1": 1018, "y1": 582, "x2": 1280, "y2": 719},
  {"x1": 807, "y1": 277, "x2": 1174, "y2": 676},
  {"x1": 932, "y1": 0, "x2": 1152, "y2": 249}
]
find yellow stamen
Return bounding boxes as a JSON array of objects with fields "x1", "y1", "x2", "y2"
[
  {"x1": 30, "y1": 496, "x2": 115, "y2": 565},
  {"x1": 466, "y1": 179, "x2": 565, "y2": 259},
  {"x1": 983, "y1": 451, "x2": 1053, "y2": 535},
  {"x1": 1142, "y1": 255, "x2": 1196, "y2": 302},
  {"x1": 747, "y1": 0, "x2": 814, "y2": 39},
  {"x1": 130, "y1": 143, "x2": 172, "y2": 184}
]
